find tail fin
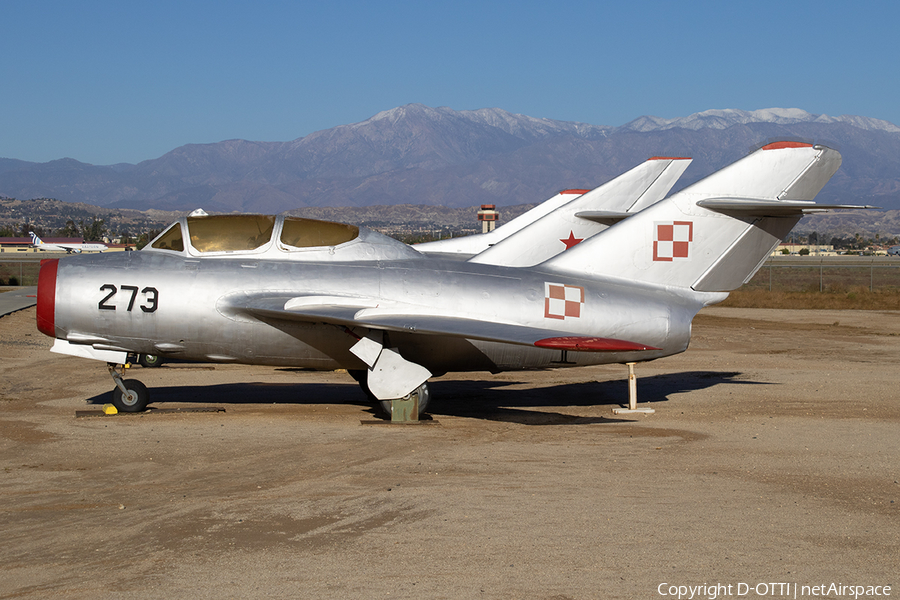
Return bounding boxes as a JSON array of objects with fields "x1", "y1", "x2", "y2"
[
  {"x1": 469, "y1": 156, "x2": 691, "y2": 267},
  {"x1": 542, "y1": 142, "x2": 846, "y2": 292},
  {"x1": 414, "y1": 189, "x2": 586, "y2": 257},
  {"x1": 29, "y1": 232, "x2": 42, "y2": 245},
  {"x1": 624, "y1": 156, "x2": 692, "y2": 213}
]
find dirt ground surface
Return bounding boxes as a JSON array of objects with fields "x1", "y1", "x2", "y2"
[{"x1": 0, "y1": 305, "x2": 897, "y2": 599}]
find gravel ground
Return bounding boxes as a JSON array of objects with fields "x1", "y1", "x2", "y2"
[{"x1": 0, "y1": 306, "x2": 898, "y2": 599}]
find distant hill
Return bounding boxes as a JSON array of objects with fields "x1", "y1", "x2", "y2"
[
  {"x1": 0, "y1": 195, "x2": 541, "y2": 240},
  {"x1": 1, "y1": 105, "x2": 899, "y2": 212},
  {"x1": 4, "y1": 196, "x2": 900, "y2": 242}
]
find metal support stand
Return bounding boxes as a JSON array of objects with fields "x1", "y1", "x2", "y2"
[
  {"x1": 391, "y1": 394, "x2": 419, "y2": 423},
  {"x1": 612, "y1": 362, "x2": 655, "y2": 414}
]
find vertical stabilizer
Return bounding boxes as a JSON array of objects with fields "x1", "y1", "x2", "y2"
[
  {"x1": 414, "y1": 189, "x2": 587, "y2": 257},
  {"x1": 541, "y1": 142, "x2": 842, "y2": 292},
  {"x1": 469, "y1": 157, "x2": 691, "y2": 267}
]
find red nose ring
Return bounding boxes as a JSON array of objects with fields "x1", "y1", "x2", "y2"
[{"x1": 36, "y1": 259, "x2": 58, "y2": 337}]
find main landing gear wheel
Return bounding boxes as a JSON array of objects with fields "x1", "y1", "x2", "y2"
[
  {"x1": 112, "y1": 379, "x2": 150, "y2": 413},
  {"x1": 379, "y1": 382, "x2": 430, "y2": 417},
  {"x1": 138, "y1": 354, "x2": 163, "y2": 368},
  {"x1": 349, "y1": 369, "x2": 377, "y2": 402}
]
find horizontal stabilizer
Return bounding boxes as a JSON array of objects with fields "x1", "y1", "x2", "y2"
[
  {"x1": 697, "y1": 199, "x2": 877, "y2": 216},
  {"x1": 573, "y1": 210, "x2": 631, "y2": 225}
]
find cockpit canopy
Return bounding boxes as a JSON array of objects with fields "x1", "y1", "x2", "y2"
[{"x1": 146, "y1": 214, "x2": 420, "y2": 262}]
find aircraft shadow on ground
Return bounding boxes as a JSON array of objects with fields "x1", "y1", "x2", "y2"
[
  {"x1": 86, "y1": 381, "x2": 365, "y2": 408},
  {"x1": 84, "y1": 369, "x2": 765, "y2": 425},
  {"x1": 428, "y1": 371, "x2": 767, "y2": 425}
]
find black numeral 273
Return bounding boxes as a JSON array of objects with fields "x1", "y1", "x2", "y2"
[{"x1": 98, "y1": 285, "x2": 158, "y2": 313}]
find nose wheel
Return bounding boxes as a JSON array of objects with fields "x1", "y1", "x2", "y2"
[{"x1": 108, "y1": 363, "x2": 150, "y2": 412}]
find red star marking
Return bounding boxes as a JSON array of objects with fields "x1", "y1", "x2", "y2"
[{"x1": 560, "y1": 231, "x2": 583, "y2": 250}]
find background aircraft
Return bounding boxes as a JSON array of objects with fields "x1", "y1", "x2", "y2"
[
  {"x1": 415, "y1": 156, "x2": 691, "y2": 262},
  {"x1": 29, "y1": 232, "x2": 107, "y2": 253},
  {"x1": 35, "y1": 142, "x2": 864, "y2": 419}
]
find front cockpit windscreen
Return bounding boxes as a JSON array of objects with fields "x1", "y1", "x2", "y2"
[
  {"x1": 150, "y1": 223, "x2": 185, "y2": 252},
  {"x1": 187, "y1": 215, "x2": 276, "y2": 253},
  {"x1": 280, "y1": 217, "x2": 359, "y2": 248}
]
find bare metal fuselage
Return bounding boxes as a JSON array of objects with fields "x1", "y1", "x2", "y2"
[{"x1": 48, "y1": 250, "x2": 701, "y2": 374}]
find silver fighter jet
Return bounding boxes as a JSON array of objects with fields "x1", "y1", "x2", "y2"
[
  {"x1": 36, "y1": 141, "x2": 864, "y2": 418},
  {"x1": 415, "y1": 155, "x2": 692, "y2": 262}
]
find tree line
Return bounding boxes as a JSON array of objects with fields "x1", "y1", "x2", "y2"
[
  {"x1": 793, "y1": 231, "x2": 900, "y2": 250},
  {"x1": 1, "y1": 217, "x2": 161, "y2": 249},
  {"x1": 0, "y1": 218, "x2": 109, "y2": 241}
]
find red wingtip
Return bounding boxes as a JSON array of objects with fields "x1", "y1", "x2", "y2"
[
  {"x1": 535, "y1": 336, "x2": 659, "y2": 352},
  {"x1": 560, "y1": 189, "x2": 591, "y2": 195}
]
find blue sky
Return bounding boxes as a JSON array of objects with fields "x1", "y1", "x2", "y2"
[{"x1": 3, "y1": 0, "x2": 898, "y2": 165}]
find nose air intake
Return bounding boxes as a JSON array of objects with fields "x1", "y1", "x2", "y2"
[{"x1": 36, "y1": 259, "x2": 58, "y2": 338}]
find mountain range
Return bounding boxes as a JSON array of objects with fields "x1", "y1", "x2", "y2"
[{"x1": 2, "y1": 105, "x2": 899, "y2": 212}]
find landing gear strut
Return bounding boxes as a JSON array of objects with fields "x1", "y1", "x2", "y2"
[{"x1": 108, "y1": 363, "x2": 150, "y2": 412}]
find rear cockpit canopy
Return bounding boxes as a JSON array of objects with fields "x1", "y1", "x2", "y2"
[
  {"x1": 146, "y1": 214, "x2": 421, "y2": 261},
  {"x1": 188, "y1": 214, "x2": 277, "y2": 253}
]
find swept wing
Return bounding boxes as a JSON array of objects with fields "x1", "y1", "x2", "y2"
[{"x1": 228, "y1": 293, "x2": 658, "y2": 352}]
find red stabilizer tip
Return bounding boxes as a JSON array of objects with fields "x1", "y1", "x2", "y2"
[{"x1": 762, "y1": 141, "x2": 813, "y2": 150}]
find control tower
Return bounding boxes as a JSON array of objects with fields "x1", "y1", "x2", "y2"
[{"x1": 477, "y1": 204, "x2": 500, "y2": 234}]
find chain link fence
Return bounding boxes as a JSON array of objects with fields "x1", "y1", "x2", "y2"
[
  {"x1": 744, "y1": 257, "x2": 900, "y2": 292},
  {"x1": 0, "y1": 259, "x2": 41, "y2": 286},
  {"x1": 5, "y1": 256, "x2": 900, "y2": 292}
]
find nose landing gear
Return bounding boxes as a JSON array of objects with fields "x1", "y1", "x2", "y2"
[{"x1": 107, "y1": 363, "x2": 150, "y2": 412}]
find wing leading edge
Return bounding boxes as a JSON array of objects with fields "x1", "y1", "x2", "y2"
[{"x1": 229, "y1": 294, "x2": 658, "y2": 353}]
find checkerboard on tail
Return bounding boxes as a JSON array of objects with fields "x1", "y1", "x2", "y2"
[
  {"x1": 653, "y1": 221, "x2": 693, "y2": 262},
  {"x1": 542, "y1": 142, "x2": 850, "y2": 294}
]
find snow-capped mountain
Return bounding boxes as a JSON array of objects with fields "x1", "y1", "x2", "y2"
[
  {"x1": 621, "y1": 108, "x2": 900, "y2": 134},
  {"x1": 1, "y1": 104, "x2": 899, "y2": 212}
]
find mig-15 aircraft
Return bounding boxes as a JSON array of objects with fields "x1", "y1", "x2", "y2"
[
  {"x1": 415, "y1": 155, "x2": 692, "y2": 263},
  {"x1": 36, "y1": 141, "x2": 863, "y2": 419}
]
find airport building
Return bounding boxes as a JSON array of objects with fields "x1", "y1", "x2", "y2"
[
  {"x1": 771, "y1": 243, "x2": 837, "y2": 256},
  {"x1": 0, "y1": 236, "x2": 130, "y2": 252}
]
